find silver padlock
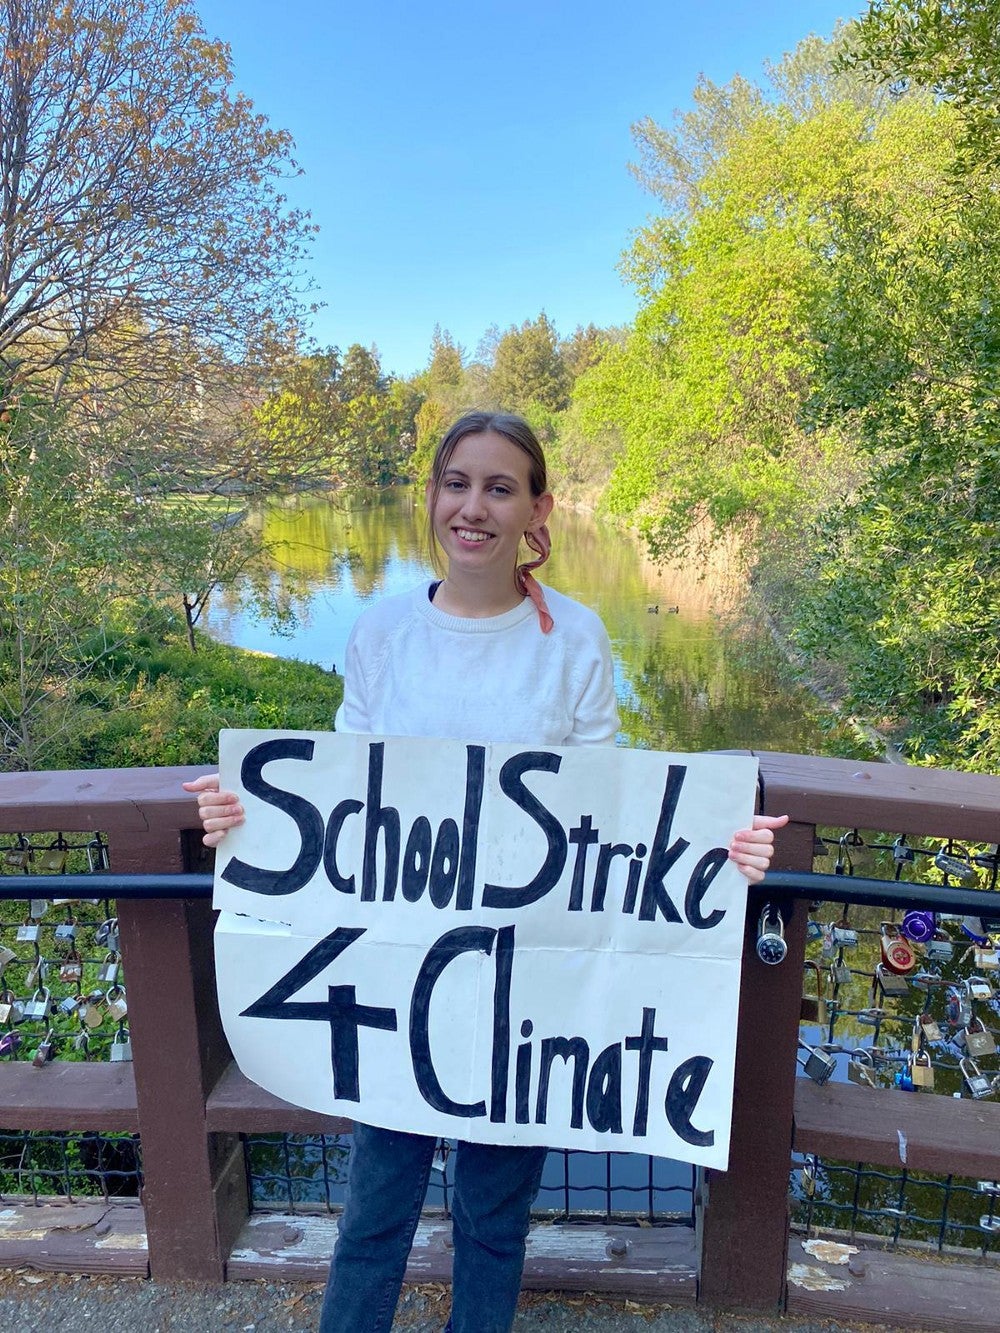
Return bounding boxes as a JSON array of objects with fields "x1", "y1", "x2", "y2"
[
  {"x1": 54, "y1": 921, "x2": 77, "y2": 942},
  {"x1": 57, "y1": 994, "x2": 80, "y2": 1016},
  {"x1": 16, "y1": 923, "x2": 40, "y2": 944},
  {"x1": 925, "y1": 934, "x2": 954, "y2": 962},
  {"x1": 109, "y1": 1029, "x2": 132, "y2": 1063},
  {"x1": 831, "y1": 920, "x2": 858, "y2": 947},
  {"x1": 29, "y1": 899, "x2": 49, "y2": 920},
  {"x1": 24, "y1": 987, "x2": 51, "y2": 1021},
  {"x1": 97, "y1": 952, "x2": 120, "y2": 985},
  {"x1": 969, "y1": 975, "x2": 994, "y2": 1001},
  {"x1": 800, "y1": 1040, "x2": 837, "y2": 1085},
  {"x1": 106, "y1": 986, "x2": 127, "y2": 1022},
  {"x1": 95, "y1": 919, "x2": 120, "y2": 952},
  {"x1": 0, "y1": 945, "x2": 16, "y2": 974},
  {"x1": 847, "y1": 1049, "x2": 876, "y2": 1088},
  {"x1": 962, "y1": 1056, "x2": 994, "y2": 1099},
  {"x1": 756, "y1": 906, "x2": 787, "y2": 965}
]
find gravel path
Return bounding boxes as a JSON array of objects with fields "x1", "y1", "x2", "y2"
[{"x1": 0, "y1": 1270, "x2": 894, "y2": 1333}]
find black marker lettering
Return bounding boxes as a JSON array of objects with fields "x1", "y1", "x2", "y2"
[
  {"x1": 665, "y1": 1055, "x2": 715, "y2": 1147},
  {"x1": 567, "y1": 815, "x2": 599, "y2": 911},
  {"x1": 409, "y1": 927, "x2": 495, "y2": 1118},
  {"x1": 684, "y1": 848, "x2": 729, "y2": 930},
  {"x1": 482, "y1": 751, "x2": 567, "y2": 909},
  {"x1": 361, "y1": 742, "x2": 400, "y2": 902},
  {"x1": 221, "y1": 738, "x2": 323, "y2": 895},
  {"x1": 535, "y1": 1036, "x2": 589, "y2": 1129},
  {"x1": 638, "y1": 766, "x2": 688, "y2": 923},
  {"x1": 323, "y1": 798, "x2": 363, "y2": 894}
]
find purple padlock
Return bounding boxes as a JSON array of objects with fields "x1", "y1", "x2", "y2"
[
  {"x1": 0, "y1": 1031, "x2": 22, "y2": 1057},
  {"x1": 901, "y1": 910, "x2": 936, "y2": 944}
]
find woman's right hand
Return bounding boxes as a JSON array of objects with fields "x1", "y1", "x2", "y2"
[{"x1": 181, "y1": 773, "x2": 245, "y2": 848}]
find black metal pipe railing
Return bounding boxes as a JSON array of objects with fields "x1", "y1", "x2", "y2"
[{"x1": 1, "y1": 870, "x2": 999, "y2": 917}]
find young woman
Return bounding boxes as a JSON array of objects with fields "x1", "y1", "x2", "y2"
[{"x1": 185, "y1": 411, "x2": 785, "y2": 1333}]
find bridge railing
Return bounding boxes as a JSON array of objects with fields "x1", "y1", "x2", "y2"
[{"x1": 0, "y1": 753, "x2": 998, "y2": 1315}]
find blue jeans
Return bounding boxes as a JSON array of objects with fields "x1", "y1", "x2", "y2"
[{"x1": 318, "y1": 1122, "x2": 547, "y2": 1333}]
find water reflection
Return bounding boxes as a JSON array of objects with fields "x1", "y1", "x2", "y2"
[{"x1": 205, "y1": 487, "x2": 831, "y2": 755}]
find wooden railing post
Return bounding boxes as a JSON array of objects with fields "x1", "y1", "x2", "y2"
[
  {"x1": 110, "y1": 794, "x2": 247, "y2": 1282},
  {"x1": 697, "y1": 817, "x2": 813, "y2": 1311}
]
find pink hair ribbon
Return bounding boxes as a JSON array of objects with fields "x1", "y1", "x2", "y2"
[{"x1": 516, "y1": 525, "x2": 553, "y2": 633}]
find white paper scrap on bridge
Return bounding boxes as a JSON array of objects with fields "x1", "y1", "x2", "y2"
[{"x1": 212, "y1": 729, "x2": 759, "y2": 1169}]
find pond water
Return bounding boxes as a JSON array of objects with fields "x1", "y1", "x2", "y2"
[{"x1": 205, "y1": 487, "x2": 833, "y2": 757}]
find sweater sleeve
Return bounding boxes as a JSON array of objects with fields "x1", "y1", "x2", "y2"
[
  {"x1": 565, "y1": 627, "x2": 619, "y2": 746},
  {"x1": 333, "y1": 620, "x2": 372, "y2": 734}
]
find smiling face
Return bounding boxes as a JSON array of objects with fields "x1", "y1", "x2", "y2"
[{"x1": 426, "y1": 429, "x2": 553, "y2": 586}]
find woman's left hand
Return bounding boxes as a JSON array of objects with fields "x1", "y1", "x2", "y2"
[{"x1": 728, "y1": 814, "x2": 789, "y2": 885}]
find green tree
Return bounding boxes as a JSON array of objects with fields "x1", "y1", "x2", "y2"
[
  {"x1": 844, "y1": 0, "x2": 1000, "y2": 166},
  {"x1": 489, "y1": 313, "x2": 571, "y2": 414},
  {"x1": 0, "y1": 0, "x2": 314, "y2": 766}
]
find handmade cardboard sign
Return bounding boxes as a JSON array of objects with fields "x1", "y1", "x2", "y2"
[{"x1": 213, "y1": 730, "x2": 758, "y2": 1169}]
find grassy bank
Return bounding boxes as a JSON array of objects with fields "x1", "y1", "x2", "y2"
[{"x1": 45, "y1": 628, "x2": 343, "y2": 771}]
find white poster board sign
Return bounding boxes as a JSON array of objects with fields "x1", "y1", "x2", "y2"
[{"x1": 213, "y1": 730, "x2": 758, "y2": 1170}]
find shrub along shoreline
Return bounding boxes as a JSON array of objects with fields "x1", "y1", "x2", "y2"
[{"x1": 42, "y1": 625, "x2": 343, "y2": 772}]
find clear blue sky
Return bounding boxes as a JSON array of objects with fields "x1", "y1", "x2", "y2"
[{"x1": 196, "y1": 0, "x2": 857, "y2": 378}]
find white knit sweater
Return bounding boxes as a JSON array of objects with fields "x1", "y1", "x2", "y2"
[{"x1": 335, "y1": 583, "x2": 618, "y2": 747}]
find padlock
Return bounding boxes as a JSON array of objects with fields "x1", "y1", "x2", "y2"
[
  {"x1": 0, "y1": 945, "x2": 16, "y2": 974},
  {"x1": 925, "y1": 933, "x2": 954, "y2": 962},
  {"x1": 28, "y1": 898, "x2": 48, "y2": 920},
  {"x1": 59, "y1": 952, "x2": 83, "y2": 984},
  {"x1": 919, "y1": 1012, "x2": 943, "y2": 1043},
  {"x1": 57, "y1": 994, "x2": 80, "y2": 1016},
  {"x1": 901, "y1": 910, "x2": 936, "y2": 944},
  {"x1": 894, "y1": 1065, "x2": 915, "y2": 1091},
  {"x1": 875, "y1": 962, "x2": 909, "y2": 996},
  {"x1": 834, "y1": 836, "x2": 854, "y2": 876},
  {"x1": 95, "y1": 918, "x2": 120, "y2": 951},
  {"x1": 4, "y1": 842, "x2": 31, "y2": 869},
  {"x1": 86, "y1": 837, "x2": 110, "y2": 873},
  {"x1": 831, "y1": 919, "x2": 858, "y2": 947},
  {"x1": 109, "y1": 1029, "x2": 132, "y2": 1063},
  {"x1": 880, "y1": 923, "x2": 916, "y2": 974},
  {"x1": 80, "y1": 999, "x2": 104, "y2": 1029},
  {"x1": 0, "y1": 989, "x2": 18, "y2": 1024},
  {"x1": 962, "y1": 1056, "x2": 994, "y2": 1099},
  {"x1": 53, "y1": 921, "x2": 77, "y2": 942},
  {"x1": 0, "y1": 1032, "x2": 22, "y2": 1057},
  {"x1": 72, "y1": 1031, "x2": 91, "y2": 1057},
  {"x1": 38, "y1": 847, "x2": 67, "y2": 873},
  {"x1": 892, "y1": 835, "x2": 915, "y2": 865},
  {"x1": 935, "y1": 845, "x2": 977, "y2": 883},
  {"x1": 24, "y1": 957, "x2": 44, "y2": 991},
  {"x1": 847, "y1": 1049, "x2": 877, "y2": 1088},
  {"x1": 969, "y1": 975, "x2": 994, "y2": 1001},
  {"x1": 97, "y1": 952, "x2": 120, "y2": 985},
  {"x1": 910, "y1": 1051, "x2": 934, "y2": 1090},
  {"x1": 946, "y1": 984, "x2": 974, "y2": 1029},
  {"x1": 801, "y1": 961, "x2": 829, "y2": 1024},
  {"x1": 830, "y1": 957, "x2": 852, "y2": 989},
  {"x1": 974, "y1": 944, "x2": 1000, "y2": 970},
  {"x1": 32, "y1": 1030, "x2": 54, "y2": 1067},
  {"x1": 965, "y1": 1016, "x2": 996, "y2": 1057},
  {"x1": 24, "y1": 988, "x2": 51, "y2": 1021},
  {"x1": 800, "y1": 1040, "x2": 837, "y2": 1085},
  {"x1": 756, "y1": 906, "x2": 787, "y2": 965},
  {"x1": 801, "y1": 1157, "x2": 818, "y2": 1196},
  {"x1": 16, "y1": 922, "x2": 40, "y2": 944},
  {"x1": 106, "y1": 986, "x2": 127, "y2": 1022}
]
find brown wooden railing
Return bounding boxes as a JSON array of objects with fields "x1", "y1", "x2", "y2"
[{"x1": 0, "y1": 754, "x2": 999, "y2": 1322}]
